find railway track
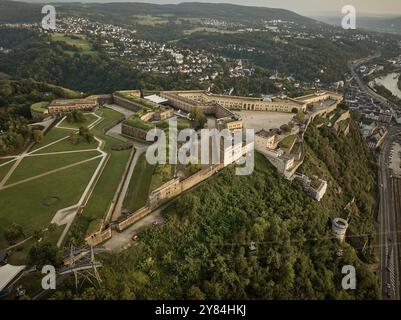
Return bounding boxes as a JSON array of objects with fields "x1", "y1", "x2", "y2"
[{"x1": 393, "y1": 176, "x2": 401, "y2": 298}]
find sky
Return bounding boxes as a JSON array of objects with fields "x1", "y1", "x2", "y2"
[{"x1": 21, "y1": 0, "x2": 401, "y2": 16}]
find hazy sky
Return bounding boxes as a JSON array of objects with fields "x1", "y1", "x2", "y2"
[{"x1": 23, "y1": 0, "x2": 401, "y2": 16}]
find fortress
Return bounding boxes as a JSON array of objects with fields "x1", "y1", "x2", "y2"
[
  {"x1": 78, "y1": 89, "x2": 343, "y2": 246},
  {"x1": 160, "y1": 90, "x2": 342, "y2": 114}
]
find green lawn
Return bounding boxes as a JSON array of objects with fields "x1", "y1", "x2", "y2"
[
  {"x1": 0, "y1": 158, "x2": 100, "y2": 247},
  {"x1": 6, "y1": 151, "x2": 100, "y2": 185},
  {"x1": 36, "y1": 136, "x2": 97, "y2": 153},
  {"x1": 150, "y1": 164, "x2": 174, "y2": 191},
  {"x1": 123, "y1": 153, "x2": 155, "y2": 212},
  {"x1": 0, "y1": 161, "x2": 15, "y2": 182},
  {"x1": 50, "y1": 33, "x2": 96, "y2": 56},
  {"x1": 81, "y1": 149, "x2": 131, "y2": 220},
  {"x1": 30, "y1": 127, "x2": 97, "y2": 153},
  {"x1": 58, "y1": 113, "x2": 98, "y2": 129},
  {"x1": 30, "y1": 128, "x2": 70, "y2": 152},
  {"x1": 0, "y1": 106, "x2": 132, "y2": 247},
  {"x1": 80, "y1": 107, "x2": 131, "y2": 221},
  {"x1": 30, "y1": 101, "x2": 49, "y2": 113},
  {"x1": 124, "y1": 116, "x2": 155, "y2": 131},
  {"x1": 134, "y1": 15, "x2": 169, "y2": 26},
  {"x1": 279, "y1": 134, "x2": 297, "y2": 150}
]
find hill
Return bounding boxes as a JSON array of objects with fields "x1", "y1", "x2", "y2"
[
  {"x1": 52, "y1": 113, "x2": 380, "y2": 300},
  {"x1": 0, "y1": 1, "x2": 317, "y2": 26},
  {"x1": 0, "y1": 0, "x2": 42, "y2": 23},
  {"x1": 63, "y1": 2, "x2": 316, "y2": 24}
]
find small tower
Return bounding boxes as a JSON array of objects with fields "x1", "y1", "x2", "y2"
[{"x1": 332, "y1": 218, "x2": 348, "y2": 242}]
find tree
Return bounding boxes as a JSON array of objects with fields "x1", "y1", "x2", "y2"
[
  {"x1": 69, "y1": 132, "x2": 80, "y2": 145},
  {"x1": 32, "y1": 229, "x2": 44, "y2": 241},
  {"x1": 32, "y1": 129, "x2": 44, "y2": 143},
  {"x1": 28, "y1": 241, "x2": 59, "y2": 268},
  {"x1": 190, "y1": 108, "x2": 207, "y2": 129},
  {"x1": 295, "y1": 110, "x2": 305, "y2": 123},
  {"x1": 187, "y1": 285, "x2": 206, "y2": 300},
  {"x1": 280, "y1": 124, "x2": 291, "y2": 133},
  {"x1": 66, "y1": 110, "x2": 85, "y2": 123},
  {"x1": 4, "y1": 223, "x2": 25, "y2": 244}
]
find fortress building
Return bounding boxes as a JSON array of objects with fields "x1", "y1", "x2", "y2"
[
  {"x1": 46, "y1": 94, "x2": 113, "y2": 117},
  {"x1": 48, "y1": 97, "x2": 99, "y2": 116},
  {"x1": 160, "y1": 90, "x2": 308, "y2": 113}
]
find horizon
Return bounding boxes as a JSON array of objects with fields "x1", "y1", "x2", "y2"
[{"x1": 12, "y1": 0, "x2": 401, "y2": 16}]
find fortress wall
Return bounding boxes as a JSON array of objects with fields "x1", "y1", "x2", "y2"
[
  {"x1": 180, "y1": 164, "x2": 224, "y2": 191},
  {"x1": 121, "y1": 123, "x2": 148, "y2": 140},
  {"x1": 112, "y1": 94, "x2": 143, "y2": 112},
  {"x1": 102, "y1": 115, "x2": 125, "y2": 134},
  {"x1": 214, "y1": 104, "x2": 236, "y2": 119},
  {"x1": 116, "y1": 207, "x2": 151, "y2": 232},
  {"x1": 85, "y1": 228, "x2": 112, "y2": 246},
  {"x1": 334, "y1": 110, "x2": 351, "y2": 125}
]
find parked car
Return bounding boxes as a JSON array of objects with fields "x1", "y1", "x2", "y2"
[{"x1": 132, "y1": 234, "x2": 139, "y2": 241}]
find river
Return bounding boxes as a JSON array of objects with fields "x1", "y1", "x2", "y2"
[{"x1": 375, "y1": 72, "x2": 401, "y2": 99}]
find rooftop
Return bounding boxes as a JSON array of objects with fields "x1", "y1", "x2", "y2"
[
  {"x1": 144, "y1": 94, "x2": 168, "y2": 105},
  {"x1": 49, "y1": 98, "x2": 97, "y2": 106},
  {"x1": 0, "y1": 264, "x2": 25, "y2": 292}
]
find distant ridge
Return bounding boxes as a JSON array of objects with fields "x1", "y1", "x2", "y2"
[{"x1": 0, "y1": 0, "x2": 318, "y2": 25}]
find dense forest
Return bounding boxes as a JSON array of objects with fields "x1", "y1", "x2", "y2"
[
  {"x1": 0, "y1": 27, "x2": 287, "y2": 96},
  {"x1": 0, "y1": 1, "x2": 315, "y2": 26},
  {"x1": 301, "y1": 116, "x2": 377, "y2": 262},
  {"x1": 178, "y1": 31, "x2": 399, "y2": 83},
  {"x1": 51, "y1": 118, "x2": 379, "y2": 300},
  {"x1": 0, "y1": 77, "x2": 80, "y2": 155}
]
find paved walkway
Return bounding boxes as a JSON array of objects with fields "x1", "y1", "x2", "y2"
[
  {"x1": 0, "y1": 141, "x2": 35, "y2": 188},
  {"x1": 105, "y1": 209, "x2": 165, "y2": 251}
]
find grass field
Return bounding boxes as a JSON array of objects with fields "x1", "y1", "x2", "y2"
[
  {"x1": 80, "y1": 107, "x2": 131, "y2": 220},
  {"x1": 50, "y1": 33, "x2": 96, "y2": 56},
  {"x1": 0, "y1": 161, "x2": 15, "y2": 181},
  {"x1": 0, "y1": 159, "x2": 100, "y2": 246},
  {"x1": 30, "y1": 127, "x2": 97, "y2": 153},
  {"x1": 150, "y1": 164, "x2": 174, "y2": 191},
  {"x1": 30, "y1": 101, "x2": 49, "y2": 114},
  {"x1": 58, "y1": 113, "x2": 99, "y2": 129},
  {"x1": 30, "y1": 128, "x2": 70, "y2": 152},
  {"x1": 0, "y1": 106, "x2": 132, "y2": 248},
  {"x1": 279, "y1": 134, "x2": 297, "y2": 150},
  {"x1": 183, "y1": 27, "x2": 239, "y2": 35},
  {"x1": 123, "y1": 153, "x2": 155, "y2": 212},
  {"x1": 134, "y1": 15, "x2": 169, "y2": 25},
  {"x1": 6, "y1": 151, "x2": 100, "y2": 185}
]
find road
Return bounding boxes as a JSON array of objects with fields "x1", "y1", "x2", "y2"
[
  {"x1": 105, "y1": 208, "x2": 165, "y2": 251},
  {"x1": 349, "y1": 55, "x2": 398, "y2": 109}
]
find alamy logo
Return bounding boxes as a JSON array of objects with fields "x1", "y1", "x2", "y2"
[
  {"x1": 41, "y1": 5, "x2": 56, "y2": 30},
  {"x1": 341, "y1": 265, "x2": 356, "y2": 290},
  {"x1": 41, "y1": 265, "x2": 56, "y2": 290},
  {"x1": 145, "y1": 117, "x2": 255, "y2": 176},
  {"x1": 341, "y1": 5, "x2": 356, "y2": 30}
]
